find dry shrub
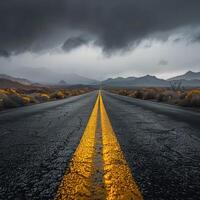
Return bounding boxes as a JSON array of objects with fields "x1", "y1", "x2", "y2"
[
  {"x1": 142, "y1": 89, "x2": 157, "y2": 100},
  {"x1": 50, "y1": 91, "x2": 65, "y2": 99},
  {"x1": 0, "y1": 89, "x2": 9, "y2": 95},
  {"x1": 22, "y1": 96, "x2": 31, "y2": 104},
  {"x1": 0, "y1": 97, "x2": 4, "y2": 110},
  {"x1": 185, "y1": 89, "x2": 200, "y2": 107},
  {"x1": 57, "y1": 91, "x2": 65, "y2": 99},
  {"x1": 32, "y1": 93, "x2": 50, "y2": 102},
  {"x1": 134, "y1": 90, "x2": 143, "y2": 99},
  {"x1": 162, "y1": 91, "x2": 177, "y2": 100},
  {"x1": 39, "y1": 93, "x2": 50, "y2": 101},
  {"x1": 0, "y1": 89, "x2": 25, "y2": 109},
  {"x1": 118, "y1": 89, "x2": 129, "y2": 96},
  {"x1": 0, "y1": 87, "x2": 93, "y2": 110},
  {"x1": 109, "y1": 87, "x2": 200, "y2": 108},
  {"x1": 63, "y1": 91, "x2": 72, "y2": 97},
  {"x1": 2, "y1": 94, "x2": 25, "y2": 108}
]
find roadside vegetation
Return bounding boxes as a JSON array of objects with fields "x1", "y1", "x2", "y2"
[
  {"x1": 0, "y1": 87, "x2": 94, "y2": 110},
  {"x1": 108, "y1": 87, "x2": 200, "y2": 108}
]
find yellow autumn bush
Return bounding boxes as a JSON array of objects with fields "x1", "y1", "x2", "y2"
[
  {"x1": 109, "y1": 88, "x2": 200, "y2": 107},
  {"x1": 0, "y1": 87, "x2": 93, "y2": 110},
  {"x1": 22, "y1": 96, "x2": 31, "y2": 104}
]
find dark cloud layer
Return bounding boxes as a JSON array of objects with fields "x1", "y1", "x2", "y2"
[
  {"x1": 0, "y1": 0, "x2": 200, "y2": 56},
  {"x1": 62, "y1": 36, "x2": 89, "y2": 52},
  {"x1": 191, "y1": 34, "x2": 200, "y2": 42},
  {"x1": 0, "y1": 50, "x2": 10, "y2": 58}
]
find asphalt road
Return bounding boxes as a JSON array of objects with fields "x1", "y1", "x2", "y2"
[
  {"x1": 0, "y1": 90, "x2": 200, "y2": 199},
  {"x1": 0, "y1": 91, "x2": 98, "y2": 199},
  {"x1": 102, "y1": 91, "x2": 200, "y2": 200}
]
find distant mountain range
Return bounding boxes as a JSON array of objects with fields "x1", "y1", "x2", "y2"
[
  {"x1": 58, "y1": 80, "x2": 68, "y2": 86},
  {"x1": 0, "y1": 74, "x2": 32, "y2": 85},
  {"x1": 0, "y1": 78, "x2": 28, "y2": 89},
  {"x1": 103, "y1": 77, "x2": 136, "y2": 86},
  {"x1": 1, "y1": 70, "x2": 200, "y2": 88},
  {"x1": 0, "y1": 78, "x2": 46, "y2": 89},
  {"x1": 102, "y1": 75, "x2": 169, "y2": 87},
  {"x1": 102, "y1": 71, "x2": 200, "y2": 87},
  {"x1": 0, "y1": 72, "x2": 98, "y2": 86},
  {"x1": 168, "y1": 71, "x2": 200, "y2": 81},
  {"x1": 56, "y1": 73, "x2": 98, "y2": 85},
  {"x1": 102, "y1": 75, "x2": 168, "y2": 87}
]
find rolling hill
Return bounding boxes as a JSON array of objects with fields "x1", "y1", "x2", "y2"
[
  {"x1": 0, "y1": 78, "x2": 30, "y2": 89},
  {"x1": 0, "y1": 74, "x2": 32, "y2": 85}
]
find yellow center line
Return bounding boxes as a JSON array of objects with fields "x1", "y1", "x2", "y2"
[
  {"x1": 55, "y1": 92, "x2": 143, "y2": 200},
  {"x1": 55, "y1": 95, "x2": 99, "y2": 200},
  {"x1": 100, "y1": 94, "x2": 143, "y2": 200}
]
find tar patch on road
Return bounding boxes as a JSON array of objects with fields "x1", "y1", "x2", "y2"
[{"x1": 55, "y1": 92, "x2": 143, "y2": 199}]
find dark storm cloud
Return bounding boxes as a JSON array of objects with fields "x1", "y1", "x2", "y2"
[
  {"x1": 191, "y1": 34, "x2": 200, "y2": 42},
  {"x1": 62, "y1": 36, "x2": 89, "y2": 52},
  {"x1": 0, "y1": 50, "x2": 10, "y2": 58},
  {"x1": 1, "y1": 0, "x2": 200, "y2": 55}
]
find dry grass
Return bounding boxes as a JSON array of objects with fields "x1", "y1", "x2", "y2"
[
  {"x1": 0, "y1": 87, "x2": 94, "y2": 110},
  {"x1": 108, "y1": 87, "x2": 200, "y2": 108}
]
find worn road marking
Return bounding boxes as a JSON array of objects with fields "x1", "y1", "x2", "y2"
[
  {"x1": 55, "y1": 92, "x2": 143, "y2": 200},
  {"x1": 55, "y1": 95, "x2": 99, "y2": 200},
  {"x1": 100, "y1": 94, "x2": 143, "y2": 200}
]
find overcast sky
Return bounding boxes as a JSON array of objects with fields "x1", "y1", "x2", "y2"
[{"x1": 0, "y1": 0, "x2": 200, "y2": 81}]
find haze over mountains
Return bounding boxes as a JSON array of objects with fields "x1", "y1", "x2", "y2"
[
  {"x1": 102, "y1": 71, "x2": 200, "y2": 87},
  {"x1": 0, "y1": 72, "x2": 98, "y2": 86},
  {"x1": 168, "y1": 71, "x2": 200, "y2": 81},
  {"x1": 103, "y1": 75, "x2": 168, "y2": 87},
  {"x1": 0, "y1": 74, "x2": 32, "y2": 85},
  {"x1": 0, "y1": 66, "x2": 98, "y2": 85},
  {"x1": 1, "y1": 71, "x2": 200, "y2": 88}
]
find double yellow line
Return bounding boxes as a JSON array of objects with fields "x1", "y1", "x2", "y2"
[{"x1": 55, "y1": 92, "x2": 143, "y2": 200}]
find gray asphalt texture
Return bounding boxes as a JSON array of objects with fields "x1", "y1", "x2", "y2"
[
  {"x1": 0, "y1": 91, "x2": 98, "y2": 199},
  {"x1": 102, "y1": 91, "x2": 200, "y2": 200},
  {"x1": 0, "y1": 90, "x2": 200, "y2": 200}
]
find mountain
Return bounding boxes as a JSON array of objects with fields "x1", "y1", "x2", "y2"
[
  {"x1": 103, "y1": 75, "x2": 169, "y2": 87},
  {"x1": 131, "y1": 75, "x2": 169, "y2": 87},
  {"x1": 61, "y1": 73, "x2": 98, "y2": 85},
  {"x1": 0, "y1": 72, "x2": 99, "y2": 86},
  {"x1": 0, "y1": 74, "x2": 32, "y2": 85},
  {"x1": 178, "y1": 79, "x2": 200, "y2": 87},
  {"x1": 1, "y1": 67, "x2": 99, "y2": 85},
  {"x1": 58, "y1": 80, "x2": 68, "y2": 86},
  {"x1": 103, "y1": 71, "x2": 200, "y2": 87},
  {"x1": 0, "y1": 78, "x2": 30, "y2": 89},
  {"x1": 168, "y1": 71, "x2": 200, "y2": 81},
  {"x1": 103, "y1": 77, "x2": 136, "y2": 86}
]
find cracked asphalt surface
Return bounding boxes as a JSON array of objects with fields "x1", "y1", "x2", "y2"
[
  {"x1": 102, "y1": 91, "x2": 200, "y2": 200},
  {"x1": 0, "y1": 90, "x2": 200, "y2": 199},
  {"x1": 0, "y1": 91, "x2": 98, "y2": 199}
]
